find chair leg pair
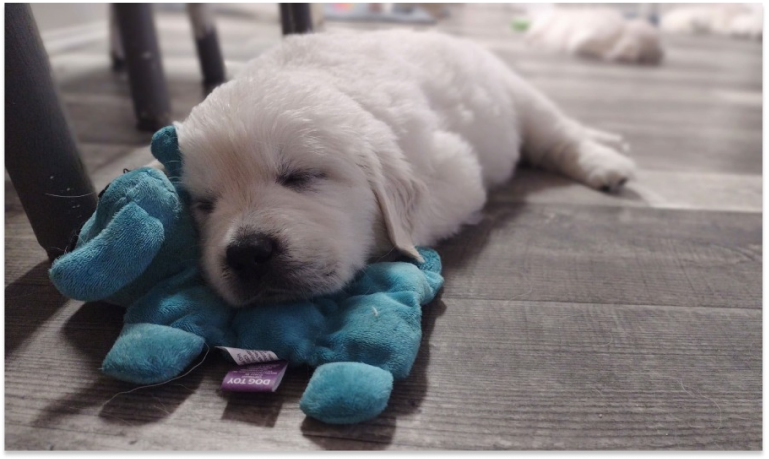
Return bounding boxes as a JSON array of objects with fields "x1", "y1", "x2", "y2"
[{"x1": 6, "y1": 3, "x2": 314, "y2": 261}]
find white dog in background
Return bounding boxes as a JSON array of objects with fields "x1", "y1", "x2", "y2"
[
  {"x1": 661, "y1": 3, "x2": 763, "y2": 40},
  {"x1": 524, "y1": 7, "x2": 664, "y2": 64},
  {"x1": 176, "y1": 30, "x2": 635, "y2": 306}
]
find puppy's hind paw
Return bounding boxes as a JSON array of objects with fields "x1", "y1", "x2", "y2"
[
  {"x1": 600, "y1": 178, "x2": 628, "y2": 194},
  {"x1": 576, "y1": 141, "x2": 636, "y2": 193}
]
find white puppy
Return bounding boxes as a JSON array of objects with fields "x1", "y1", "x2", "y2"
[
  {"x1": 661, "y1": 3, "x2": 763, "y2": 40},
  {"x1": 176, "y1": 30, "x2": 635, "y2": 306},
  {"x1": 525, "y1": 8, "x2": 664, "y2": 64}
]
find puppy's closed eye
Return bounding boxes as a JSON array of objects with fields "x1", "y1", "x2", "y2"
[
  {"x1": 278, "y1": 170, "x2": 326, "y2": 191},
  {"x1": 193, "y1": 197, "x2": 216, "y2": 214}
]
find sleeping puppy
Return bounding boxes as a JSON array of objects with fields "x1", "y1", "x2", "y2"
[
  {"x1": 524, "y1": 7, "x2": 664, "y2": 64},
  {"x1": 176, "y1": 30, "x2": 635, "y2": 306},
  {"x1": 660, "y1": 3, "x2": 763, "y2": 40}
]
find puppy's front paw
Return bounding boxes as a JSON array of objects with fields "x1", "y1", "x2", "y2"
[{"x1": 576, "y1": 141, "x2": 636, "y2": 193}]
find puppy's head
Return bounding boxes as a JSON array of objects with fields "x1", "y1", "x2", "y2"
[{"x1": 177, "y1": 74, "x2": 422, "y2": 306}]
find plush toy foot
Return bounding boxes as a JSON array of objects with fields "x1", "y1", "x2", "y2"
[
  {"x1": 102, "y1": 323, "x2": 206, "y2": 385},
  {"x1": 299, "y1": 362, "x2": 394, "y2": 425}
]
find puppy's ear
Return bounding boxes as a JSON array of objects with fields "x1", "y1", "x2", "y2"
[{"x1": 369, "y1": 155, "x2": 425, "y2": 262}]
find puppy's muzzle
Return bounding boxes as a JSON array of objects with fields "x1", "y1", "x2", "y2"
[{"x1": 226, "y1": 233, "x2": 277, "y2": 280}]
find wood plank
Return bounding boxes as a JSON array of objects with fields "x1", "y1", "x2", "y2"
[
  {"x1": 44, "y1": 13, "x2": 280, "y2": 68},
  {"x1": 436, "y1": 203, "x2": 762, "y2": 309},
  {"x1": 510, "y1": 54, "x2": 763, "y2": 91},
  {"x1": 491, "y1": 167, "x2": 762, "y2": 213},
  {"x1": 597, "y1": 131, "x2": 761, "y2": 176},
  {"x1": 4, "y1": 295, "x2": 760, "y2": 450}
]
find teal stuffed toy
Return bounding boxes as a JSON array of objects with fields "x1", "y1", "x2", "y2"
[{"x1": 49, "y1": 126, "x2": 443, "y2": 424}]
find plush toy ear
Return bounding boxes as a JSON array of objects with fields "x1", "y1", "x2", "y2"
[
  {"x1": 150, "y1": 124, "x2": 183, "y2": 181},
  {"x1": 49, "y1": 202, "x2": 166, "y2": 302},
  {"x1": 368, "y1": 153, "x2": 425, "y2": 262}
]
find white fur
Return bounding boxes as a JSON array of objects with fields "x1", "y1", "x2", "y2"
[
  {"x1": 177, "y1": 30, "x2": 635, "y2": 306},
  {"x1": 525, "y1": 8, "x2": 664, "y2": 64},
  {"x1": 661, "y1": 4, "x2": 763, "y2": 40}
]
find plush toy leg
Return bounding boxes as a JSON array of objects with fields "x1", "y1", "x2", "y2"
[
  {"x1": 299, "y1": 362, "x2": 394, "y2": 425},
  {"x1": 102, "y1": 323, "x2": 206, "y2": 385}
]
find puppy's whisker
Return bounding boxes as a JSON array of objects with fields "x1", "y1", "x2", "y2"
[
  {"x1": 45, "y1": 191, "x2": 97, "y2": 198},
  {"x1": 373, "y1": 246, "x2": 397, "y2": 263}
]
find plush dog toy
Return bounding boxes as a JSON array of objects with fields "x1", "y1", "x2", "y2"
[{"x1": 49, "y1": 126, "x2": 444, "y2": 424}]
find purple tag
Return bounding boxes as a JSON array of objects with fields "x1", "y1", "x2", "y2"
[{"x1": 221, "y1": 360, "x2": 288, "y2": 392}]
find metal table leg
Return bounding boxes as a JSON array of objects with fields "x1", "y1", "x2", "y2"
[
  {"x1": 279, "y1": 3, "x2": 313, "y2": 35},
  {"x1": 187, "y1": 4, "x2": 227, "y2": 94},
  {"x1": 5, "y1": 3, "x2": 97, "y2": 261},
  {"x1": 113, "y1": 3, "x2": 171, "y2": 131},
  {"x1": 109, "y1": 4, "x2": 125, "y2": 72}
]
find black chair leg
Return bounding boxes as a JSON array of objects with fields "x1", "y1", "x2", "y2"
[
  {"x1": 187, "y1": 4, "x2": 226, "y2": 94},
  {"x1": 280, "y1": 3, "x2": 313, "y2": 35},
  {"x1": 113, "y1": 3, "x2": 172, "y2": 132},
  {"x1": 5, "y1": 3, "x2": 97, "y2": 261},
  {"x1": 109, "y1": 4, "x2": 125, "y2": 72}
]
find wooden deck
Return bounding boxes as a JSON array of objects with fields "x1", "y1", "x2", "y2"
[{"x1": 5, "y1": 4, "x2": 762, "y2": 450}]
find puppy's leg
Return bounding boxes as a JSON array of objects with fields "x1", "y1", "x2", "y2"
[
  {"x1": 509, "y1": 73, "x2": 636, "y2": 192},
  {"x1": 583, "y1": 126, "x2": 630, "y2": 153},
  {"x1": 567, "y1": 29, "x2": 604, "y2": 57}
]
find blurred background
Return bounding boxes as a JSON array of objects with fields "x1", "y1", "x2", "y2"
[{"x1": 10, "y1": 2, "x2": 760, "y2": 232}]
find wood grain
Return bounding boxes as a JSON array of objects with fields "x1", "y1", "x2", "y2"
[
  {"x1": 4, "y1": 296, "x2": 761, "y2": 450},
  {"x1": 437, "y1": 202, "x2": 761, "y2": 309},
  {"x1": 489, "y1": 167, "x2": 763, "y2": 213}
]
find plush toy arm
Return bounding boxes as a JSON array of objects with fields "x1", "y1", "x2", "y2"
[
  {"x1": 102, "y1": 323, "x2": 206, "y2": 385},
  {"x1": 150, "y1": 126, "x2": 183, "y2": 180},
  {"x1": 299, "y1": 362, "x2": 394, "y2": 425},
  {"x1": 49, "y1": 202, "x2": 165, "y2": 302}
]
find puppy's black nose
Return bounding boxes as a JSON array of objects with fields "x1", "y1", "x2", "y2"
[{"x1": 226, "y1": 234, "x2": 276, "y2": 276}]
